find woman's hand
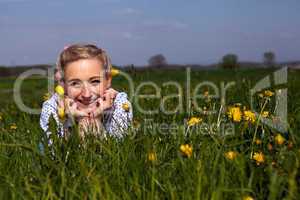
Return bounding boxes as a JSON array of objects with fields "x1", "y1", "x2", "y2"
[
  {"x1": 91, "y1": 88, "x2": 118, "y2": 117},
  {"x1": 57, "y1": 96, "x2": 93, "y2": 121}
]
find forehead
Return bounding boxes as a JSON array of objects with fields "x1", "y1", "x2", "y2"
[{"x1": 64, "y1": 58, "x2": 104, "y2": 80}]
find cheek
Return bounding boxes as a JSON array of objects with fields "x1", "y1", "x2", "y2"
[
  {"x1": 65, "y1": 87, "x2": 81, "y2": 99},
  {"x1": 90, "y1": 84, "x2": 106, "y2": 97},
  {"x1": 90, "y1": 79, "x2": 109, "y2": 97}
]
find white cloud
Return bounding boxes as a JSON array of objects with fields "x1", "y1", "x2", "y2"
[{"x1": 121, "y1": 31, "x2": 143, "y2": 40}]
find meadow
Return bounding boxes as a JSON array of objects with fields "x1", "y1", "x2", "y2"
[{"x1": 0, "y1": 67, "x2": 300, "y2": 200}]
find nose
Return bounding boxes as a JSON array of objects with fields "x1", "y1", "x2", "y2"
[{"x1": 81, "y1": 85, "x2": 92, "y2": 99}]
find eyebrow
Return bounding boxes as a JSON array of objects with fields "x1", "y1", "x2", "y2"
[
  {"x1": 67, "y1": 78, "x2": 81, "y2": 83},
  {"x1": 89, "y1": 76, "x2": 101, "y2": 80}
]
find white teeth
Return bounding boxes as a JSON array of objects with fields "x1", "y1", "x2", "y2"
[{"x1": 77, "y1": 96, "x2": 100, "y2": 107}]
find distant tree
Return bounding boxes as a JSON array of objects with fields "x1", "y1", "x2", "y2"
[
  {"x1": 220, "y1": 54, "x2": 239, "y2": 69},
  {"x1": 129, "y1": 64, "x2": 136, "y2": 76},
  {"x1": 263, "y1": 51, "x2": 276, "y2": 67},
  {"x1": 148, "y1": 54, "x2": 167, "y2": 67}
]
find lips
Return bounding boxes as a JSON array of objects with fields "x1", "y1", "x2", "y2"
[
  {"x1": 76, "y1": 98, "x2": 98, "y2": 109},
  {"x1": 80, "y1": 100, "x2": 94, "y2": 105}
]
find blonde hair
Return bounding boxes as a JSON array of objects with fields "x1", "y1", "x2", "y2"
[{"x1": 55, "y1": 43, "x2": 112, "y2": 82}]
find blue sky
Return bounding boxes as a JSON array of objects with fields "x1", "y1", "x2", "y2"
[{"x1": 0, "y1": 0, "x2": 299, "y2": 66}]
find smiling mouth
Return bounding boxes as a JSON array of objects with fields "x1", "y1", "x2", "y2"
[{"x1": 77, "y1": 99, "x2": 98, "y2": 108}]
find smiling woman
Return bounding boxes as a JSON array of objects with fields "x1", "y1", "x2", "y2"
[{"x1": 39, "y1": 43, "x2": 133, "y2": 141}]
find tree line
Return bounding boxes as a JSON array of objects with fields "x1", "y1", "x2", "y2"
[{"x1": 147, "y1": 51, "x2": 277, "y2": 69}]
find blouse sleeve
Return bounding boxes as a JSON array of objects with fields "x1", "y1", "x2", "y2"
[
  {"x1": 40, "y1": 94, "x2": 65, "y2": 142},
  {"x1": 104, "y1": 92, "x2": 133, "y2": 138}
]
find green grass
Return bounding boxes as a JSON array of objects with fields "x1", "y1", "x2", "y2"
[{"x1": 0, "y1": 68, "x2": 300, "y2": 199}]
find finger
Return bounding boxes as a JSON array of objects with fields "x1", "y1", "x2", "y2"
[
  {"x1": 64, "y1": 98, "x2": 73, "y2": 108},
  {"x1": 92, "y1": 96, "x2": 113, "y2": 117},
  {"x1": 68, "y1": 99, "x2": 74, "y2": 107},
  {"x1": 92, "y1": 98, "x2": 104, "y2": 117},
  {"x1": 74, "y1": 109, "x2": 90, "y2": 117},
  {"x1": 101, "y1": 97, "x2": 112, "y2": 111},
  {"x1": 103, "y1": 92, "x2": 113, "y2": 103},
  {"x1": 57, "y1": 97, "x2": 65, "y2": 110},
  {"x1": 65, "y1": 103, "x2": 76, "y2": 116},
  {"x1": 107, "y1": 94, "x2": 114, "y2": 106},
  {"x1": 106, "y1": 88, "x2": 118, "y2": 99},
  {"x1": 65, "y1": 98, "x2": 78, "y2": 113},
  {"x1": 67, "y1": 101, "x2": 90, "y2": 118},
  {"x1": 80, "y1": 102, "x2": 97, "y2": 114},
  {"x1": 64, "y1": 98, "x2": 74, "y2": 113},
  {"x1": 96, "y1": 101, "x2": 100, "y2": 108}
]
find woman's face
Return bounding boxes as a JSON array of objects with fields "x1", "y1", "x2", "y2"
[{"x1": 64, "y1": 58, "x2": 111, "y2": 109}]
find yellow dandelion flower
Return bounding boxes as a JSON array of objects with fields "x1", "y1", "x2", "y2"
[
  {"x1": 275, "y1": 134, "x2": 285, "y2": 145},
  {"x1": 55, "y1": 85, "x2": 64, "y2": 96},
  {"x1": 43, "y1": 92, "x2": 51, "y2": 101},
  {"x1": 122, "y1": 102, "x2": 130, "y2": 112},
  {"x1": 224, "y1": 151, "x2": 238, "y2": 160},
  {"x1": 180, "y1": 144, "x2": 193, "y2": 158},
  {"x1": 252, "y1": 152, "x2": 265, "y2": 165},
  {"x1": 234, "y1": 103, "x2": 242, "y2": 107},
  {"x1": 0, "y1": 114, "x2": 2, "y2": 121},
  {"x1": 57, "y1": 107, "x2": 65, "y2": 120},
  {"x1": 243, "y1": 195, "x2": 255, "y2": 200},
  {"x1": 264, "y1": 90, "x2": 274, "y2": 97},
  {"x1": 187, "y1": 117, "x2": 202, "y2": 127},
  {"x1": 227, "y1": 107, "x2": 242, "y2": 122},
  {"x1": 10, "y1": 124, "x2": 17, "y2": 130},
  {"x1": 110, "y1": 68, "x2": 120, "y2": 77},
  {"x1": 255, "y1": 139, "x2": 262, "y2": 145},
  {"x1": 148, "y1": 152, "x2": 157, "y2": 162},
  {"x1": 262, "y1": 111, "x2": 269, "y2": 118},
  {"x1": 244, "y1": 110, "x2": 256, "y2": 123}
]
